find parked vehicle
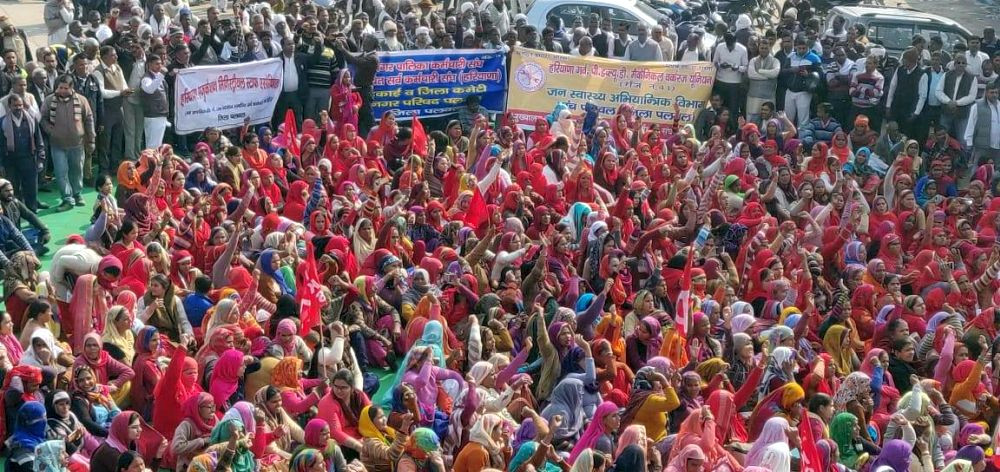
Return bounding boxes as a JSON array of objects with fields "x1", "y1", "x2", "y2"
[
  {"x1": 525, "y1": 0, "x2": 716, "y2": 53},
  {"x1": 825, "y1": 6, "x2": 972, "y2": 58}
]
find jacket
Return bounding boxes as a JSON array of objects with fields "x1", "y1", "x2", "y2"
[{"x1": 799, "y1": 117, "x2": 843, "y2": 148}]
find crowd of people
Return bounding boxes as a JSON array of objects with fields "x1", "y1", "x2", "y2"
[{"x1": 0, "y1": 0, "x2": 999, "y2": 470}]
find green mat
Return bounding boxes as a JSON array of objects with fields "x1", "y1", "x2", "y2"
[{"x1": 33, "y1": 186, "x2": 101, "y2": 271}]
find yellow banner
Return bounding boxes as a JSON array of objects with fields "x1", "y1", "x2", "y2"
[{"x1": 507, "y1": 47, "x2": 716, "y2": 127}]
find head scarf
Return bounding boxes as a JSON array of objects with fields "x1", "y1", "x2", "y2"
[
  {"x1": 830, "y1": 412, "x2": 861, "y2": 468},
  {"x1": 210, "y1": 418, "x2": 255, "y2": 472},
  {"x1": 664, "y1": 444, "x2": 706, "y2": 472},
  {"x1": 182, "y1": 392, "x2": 218, "y2": 436},
  {"x1": 746, "y1": 416, "x2": 789, "y2": 466},
  {"x1": 209, "y1": 349, "x2": 245, "y2": 407},
  {"x1": 9, "y1": 402, "x2": 47, "y2": 450},
  {"x1": 834, "y1": 372, "x2": 872, "y2": 409},
  {"x1": 568, "y1": 401, "x2": 617, "y2": 462},
  {"x1": 33, "y1": 440, "x2": 66, "y2": 472},
  {"x1": 358, "y1": 405, "x2": 395, "y2": 445}
]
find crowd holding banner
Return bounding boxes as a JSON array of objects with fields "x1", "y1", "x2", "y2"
[
  {"x1": 173, "y1": 59, "x2": 285, "y2": 134},
  {"x1": 507, "y1": 48, "x2": 715, "y2": 127}
]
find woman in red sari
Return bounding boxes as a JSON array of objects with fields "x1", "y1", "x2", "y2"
[
  {"x1": 67, "y1": 255, "x2": 122, "y2": 353},
  {"x1": 330, "y1": 69, "x2": 361, "y2": 133},
  {"x1": 594, "y1": 338, "x2": 633, "y2": 406}
]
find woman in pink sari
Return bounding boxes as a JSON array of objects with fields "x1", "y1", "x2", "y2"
[{"x1": 330, "y1": 69, "x2": 361, "y2": 134}]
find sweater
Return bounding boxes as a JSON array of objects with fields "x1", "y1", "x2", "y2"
[
  {"x1": 799, "y1": 117, "x2": 843, "y2": 148},
  {"x1": 631, "y1": 387, "x2": 681, "y2": 442},
  {"x1": 40, "y1": 93, "x2": 94, "y2": 149}
]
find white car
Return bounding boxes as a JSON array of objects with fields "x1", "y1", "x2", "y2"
[{"x1": 525, "y1": 0, "x2": 671, "y2": 41}]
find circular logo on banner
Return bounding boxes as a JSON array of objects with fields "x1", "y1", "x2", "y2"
[{"x1": 514, "y1": 62, "x2": 545, "y2": 92}]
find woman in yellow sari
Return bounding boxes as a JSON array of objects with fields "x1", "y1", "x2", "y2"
[{"x1": 822, "y1": 325, "x2": 858, "y2": 376}]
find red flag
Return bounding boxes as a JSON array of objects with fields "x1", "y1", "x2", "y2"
[
  {"x1": 463, "y1": 187, "x2": 489, "y2": 229},
  {"x1": 297, "y1": 241, "x2": 325, "y2": 336},
  {"x1": 798, "y1": 407, "x2": 823, "y2": 472},
  {"x1": 411, "y1": 115, "x2": 428, "y2": 157},
  {"x1": 281, "y1": 109, "x2": 301, "y2": 157},
  {"x1": 675, "y1": 245, "x2": 695, "y2": 337}
]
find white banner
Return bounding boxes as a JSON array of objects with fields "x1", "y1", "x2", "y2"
[{"x1": 173, "y1": 59, "x2": 284, "y2": 135}]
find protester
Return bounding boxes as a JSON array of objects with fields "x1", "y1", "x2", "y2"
[{"x1": 4, "y1": 2, "x2": 1000, "y2": 472}]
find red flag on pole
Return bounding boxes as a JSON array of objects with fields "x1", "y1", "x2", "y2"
[
  {"x1": 411, "y1": 115, "x2": 428, "y2": 158},
  {"x1": 281, "y1": 109, "x2": 300, "y2": 157},
  {"x1": 675, "y1": 245, "x2": 695, "y2": 337},
  {"x1": 297, "y1": 241, "x2": 325, "y2": 336},
  {"x1": 798, "y1": 405, "x2": 824, "y2": 472}
]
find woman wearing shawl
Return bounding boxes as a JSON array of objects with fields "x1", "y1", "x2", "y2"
[
  {"x1": 620, "y1": 367, "x2": 680, "y2": 442},
  {"x1": 539, "y1": 378, "x2": 587, "y2": 448},
  {"x1": 3, "y1": 250, "x2": 43, "y2": 332},
  {"x1": 33, "y1": 440, "x2": 71, "y2": 472},
  {"x1": 669, "y1": 403, "x2": 742, "y2": 472},
  {"x1": 454, "y1": 413, "x2": 507, "y2": 472},
  {"x1": 152, "y1": 344, "x2": 204, "y2": 442},
  {"x1": 614, "y1": 443, "x2": 650, "y2": 472},
  {"x1": 330, "y1": 69, "x2": 361, "y2": 133},
  {"x1": 822, "y1": 325, "x2": 857, "y2": 376},
  {"x1": 258, "y1": 248, "x2": 295, "y2": 302},
  {"x1": 758, "y1": 346, "x2": 798, "y2": 397},
  {"x1": 252, "y1": 386, "x2": 305, "y2": 460},
  {"x1": 67, "y1": 255, "x2": 122, "y2": 354},
  {"x1": 508, "y1": 440, "x2": 562, "y2": 472},
  {"x1": 5, "y1": 402, "x2": 48, "y2": 472},
  {"x1": 1, "y1": 365, "x2": 44, "y2": 440},
  {"x1": 568, "y1": 401, "x2": 619, "y2": 462},
  {"x1": 829, "y1": 412, "x2": 874, "y2": 469},
  {"x1": 185, "y1": 162, "x2": 217, "y2": 194},
  {"x1": 292, "y1": 419, "x2": 350, "y2": 472},
  {"x1": 74, "y1": 332, "x2": 134, "y2": 401},
  {"x1": 90, "y1": 411, "x2": 166, "y2": 472},
  {"x1": 594, "y1": 338, "x2": 633, "y2": 407},
  {"x1": 747, "y1": 382, "x2": 805, "y2": 440},
  {"x1": 45, "y1": 390, "x2": 87, "y2": 457},
  {"x1": 209, "y1": 349, "x2": 249, "y2": 413},
  {"x1": 949, "y1": 344, "x2": 993, "y2": 421},
  {"x1": 116, "y1": 160, "x2": 145, "y2": 202},
  {"x1": 270, "y1": 357, "x2": 324, "y2": 418},
  {"x1": 0, "y1": 311, "x2": 24, "y2": 366},
  {"x1": 396, "y1": 427, "x2": 445, "y2": 472},
  {"x1": 170, "y1": 392, "x2": 218, "y2": 472},
  {"x1": 625, "y1": 317, "x2": 663, "y2": 372},
  {"x1": 69, "y1": 365, "x2": 119, "y2": 437},
  {"x1": 136, "y1": 274, "x2": 192, "y2": 345},
  {"x1": 129, "y1": 327, "x2": 162, "y2": 421},
  {"x1": 663, "y1": 444, "x2": 705, "y2": 472},
  {"x1": 271, "y1": 319, "x2": 311, "y2": 364},
  {"x1": 189, "y1": 413, "x2": 254, "y2": 472},
  {"x1": 316, "y1": 369, "x2": 370, "y2": 452},
  {"x1": 21, "y1": 329, "x2": 72, "y2": 377}
]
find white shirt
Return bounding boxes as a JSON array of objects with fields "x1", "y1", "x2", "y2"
[
  {"x1": 282, "y1": 53, "x2": 298, "y2": 92},
  {"x1": 712, "y1": 42, "x2": 748, "y2": 84},
  {"x1": 966, "y1": 50, "x2": 991, "y2": 77},
  {"x1": 966, "y1": 99, "x2": 1000, "y2": 149},
  {"x1": 935, "y1": 71, "x2": 978, "y2": 107}
]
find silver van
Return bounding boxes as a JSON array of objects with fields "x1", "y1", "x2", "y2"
[{"x1": 825, "y1": 6, "x2": 973, "y2": 58}]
